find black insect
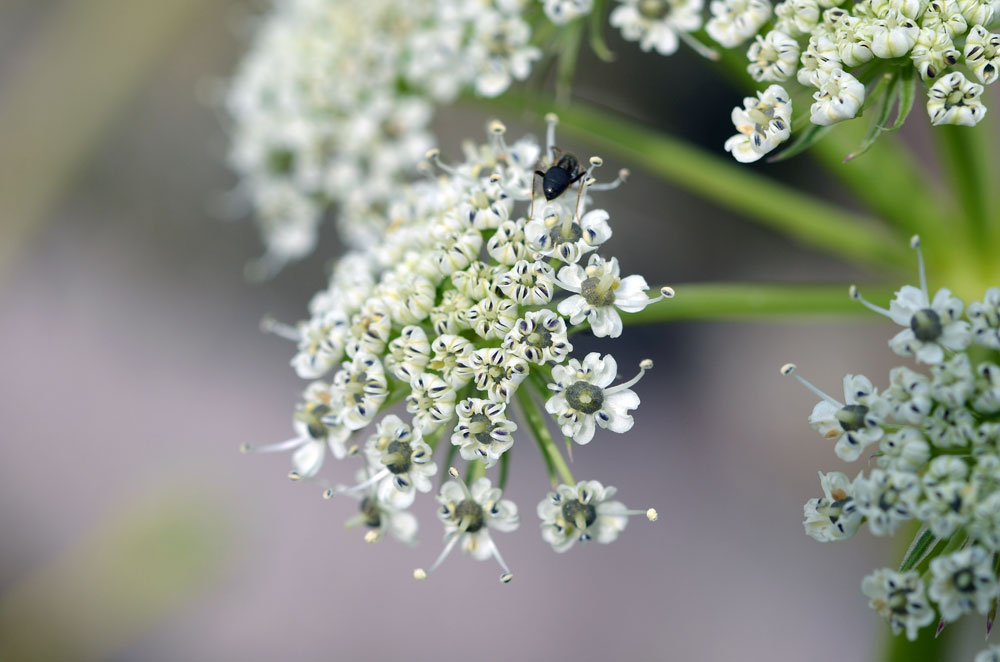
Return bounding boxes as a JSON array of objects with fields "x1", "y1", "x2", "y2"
[{"x1": 535, "y1": 151, "x2": 585, "y2": 201}]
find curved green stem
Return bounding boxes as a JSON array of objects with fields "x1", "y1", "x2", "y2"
[
  {"x1": 619, "y1": 282, "x2": 897, "y2": 324},
  {"x1": 516, "y1": 384, "x2": 574, "y2": 487}
]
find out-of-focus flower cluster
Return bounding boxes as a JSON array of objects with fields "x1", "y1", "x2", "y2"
[
  {"x1": 244, "y1": 117, "x2": 665, "y2": 581},
  {"x1": 226, "y1": 0, "x2": 548, "y2": 275},
  {"x1": 785, "y1": 237, "x2": 1000, "y2": 654},
  {"x1": 599, "y1": 0, "x2": 1000, "y2": 161}
]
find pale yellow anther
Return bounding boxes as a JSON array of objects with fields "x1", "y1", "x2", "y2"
[
  {"x1": 780, "y1": 363, "x2": 797, "y2": 376},
  {"x1": 646, "y1": 508, "x2": 658, "y2": 522},
  {"x1": 414, "y1": 568, "x2": 427, "y2": 580}
]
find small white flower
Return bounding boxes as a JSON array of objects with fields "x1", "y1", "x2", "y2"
[
  {"x1": 965, "y1": 25, "x2": 1000, "y2": 85},
  {"x1": 416, "y1": 473, "x2": 518, "y2": 582},
  {"x1": 706, "y1": 0, "x2": 773, "y2": 47},
  {"x1": 538, "y1": 480, "x2": 655, "y2": 552},
  {"x1": 543, "y1": 0, "x2": 594, "y2": 24},
  {"x1": 797, "y1": 33, "x2": 842, "y2": 87},
  {"x1": 917, "y1": 456, "x2": 973, "y2": 537},
  {"x1": 556, "y1": 254, "x2": 656, "y2": 338},
  {"x1": 406, "y1": 372, "x2": 457, "y2": 433},
  {"x1": 503, "y1": 309, "x2": 573, "y2": 364},
  {"x1": 854, "y1": 468, "x2": 921, "y2": 535},
  {"x1": 928, "y1": 71, "x2": 988, "y2": 126},
  {"x1": 920, "y1": 0, "x2": 967, "y2": 38},
  {"x1": 929, "y1": 352, "x2": 975, "y2": 407},
  {"x1": 342, "y1": 468, "x2": 419, "y2": 546},
  {"x1": 330, "y1": 352, "x2": 389, "y2": 431},
  {"x1": 924, "y1": 404, "x2": 976, "y2": 448},
  {"x1": 452, "y1": 398, "x2": 518, "y2": 467},
  {"x1": 834, "y1": 16, "x2": 875, "y2": 67},
  {"x1": 870, "y1": 9, "x2": 920, "y2": 58},
  {"x1": 546, "y1": 353, "x2": 650, "y2": 444},
  {"x1": 747, "y1": 30, "x2": 800, "y2": 82},
  {"x1": 968, "y1": 287, "x2": 1000, "y2": 348},
  {"x1": 498, "y1": 260, "x2": 556, "y2": 305},
  {"x1": 774, "y1": 0, "x2": 821, "y2": 36},
  {"x1": 807, "y1": 374, "x2": 888, "y2": 462},
  {"x1": 466, "y1": 293, "x2": 519, "y2": 340},
  {"x1": 956, "y1": 0, "x2": 998, "y2": 27},
  {"x1": 429, "y1": 334, "x2": 476, "y2": 390},
  {"x1": 290, "y1": 310, "x2": 349, "y2": 379},
  {"x1": 888, "y1": 286, "x2": 973, "y2": 362},
  {"x1": 384, "y1": 325, "x2": 431, "y2": 383},
  {"x1": 360, "y1": 415, "x2": 437, "y2": 509},
  {"x1": 885, "y1": 366, "x2": 933, "y2": 424},
  {"x1": 524, "y1": 207, "x2": 612, "y2": 264},
  {"x1": 911, "y1": 26, "x2": 960, "y2": 81},
  {"x1": 810, "y1": 68, "x2": 865, "y2": 125},
  {"x1": 877, "y1": 428, "x2": 931, "y2": 473},
  {"x1": 803, "y1": 470, "x2": 863, "y2": 541},
  {"x1": 429, "y1": 290, "x2": 475, "y2": 335},
  {"x1": 861, "y1": 569, "x2": 936, "y2": 640},
  {"x1": 969, "y1": 490, "x2": 1000, "y2": 550},
  {"x1": 973, "y1": 362, "x2": 1000, "y2": 414},
  {"x1": 724, "y1": 84, "x2": 793, "y2": 163},
  {"x1": 470, "y1": 12, "x2": 542, "y2": 98},
  {"x1": 929, "y1": 545, "x2": 1000, "y2": 621},
  {"x1": 610, "y1": 0, "x2": 705, "y2": 55},
  {"x1": 466, "y1": 347, "x2": 529, "y2": 402}
]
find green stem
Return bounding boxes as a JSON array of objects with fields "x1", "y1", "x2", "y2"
[
  {"x1": 515, "y1": 383, "x2": 574, "y2": 486},
  {"x1": 882, "y1": 621, "x2": 951, "y2": 662},
  {"x1": 935, "y1": 124, "x2": 993, "y2": 265},
  {"x1": 480, "y1": 94, "x2": 911, "y2": 270},
  {"x1": 619, "y1": 282, "x2": 898, "y2": 324}
]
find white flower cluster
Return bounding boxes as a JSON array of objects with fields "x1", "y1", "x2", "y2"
[
  {"x1": 226, "y1": 0, "x2": 546, "y2": 275},
  {"x1": 245, "y1": 117, "x2": 665, "y2": 581},
  {"x1": 603, "y1": 0, "x2": 1000, "y2": 160},
  {"x1": 785, "y1": 237, "x2": 1000, "y2": 650}
]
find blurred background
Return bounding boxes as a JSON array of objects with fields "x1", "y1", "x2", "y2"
[{"x1": 0, "y1": 1, "x2": 983, "y2": 660}]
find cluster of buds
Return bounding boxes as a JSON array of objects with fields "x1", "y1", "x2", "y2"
[
  {"x1": 784, "y1": 236, "x2": 1000, "y2": 657},
  {"x1": 595, "y1": 0, "x2": 1000, "y2": 161},
  {"x1": 244, "y1": 116, "x2": 665, "y2": 582},
  {"x1": 226, "y1": 0, "x2": 548, "y2": 274},
  {"x1": 720, "y1": 0, "x2": 1000, "y2": 160}
]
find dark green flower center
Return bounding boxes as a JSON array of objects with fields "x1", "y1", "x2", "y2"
[
  {"x1": 638, "y1": 0, "x2": 672, "y2": 19},
  {"x1": 298, "y1": 404, "x2": 332, "y2": 440},
  {"x1": 910, "y1": 308, "x2": 943, "y2": 342},
  {"x1": 953, "y1": 568, "x2": 976, "y2": 593},
  {"x1": 455, "y1": 499, "x2": 485, "y2": 533},
  {"x1": 581, "y1": 276, "x2": 618, "y2": 307},
  {"x1": 385, "y1": 440, "x2": 412, "y2": 474},
  {"x1": 554, "y1": 222, "x2": 583, "y2": 244},
  {"x1": 561, "y1": 499, "x2": 597, "y2": 529},
  {"x1": 888, "y1": 586, "x2": 913, "y2": 614},
  {"x1": 837, "y1": 404, "x2": 869, "y2": 432},
  {"x1": 566, "y1": 381, "x2": 605, "y2": 414},
  {"x1": 469, "y1": 412, "x2": 496, "y2": 445},
  {"x1": 360, "y1": 497, "x2": 381, "y2": 528}
]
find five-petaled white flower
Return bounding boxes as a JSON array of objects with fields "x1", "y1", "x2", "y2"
[
  {"x1": 810, "y1": 69, "x2": 865, "y2": 125},
  {"x1": 546, "y1": 353, "x2": 651, "y2": 444},
  {"x1": 861, "y1": 569, "x2": 936, "y2": 640},
  {"x1": 452, "y1": 398, "x2": 518, "y2": 467},
  {"x1": 929, "y1": 545, "x2": 1000, "y2": 621},
  {"x1": 537, "y1": 480, "x2": 656, "y2": 552},
  {"x1": 610, "y1": 0, "x2": 705, "y2": 55},
  {"x1": 803, "y1": 470, "x2": 863, "y2": 541},
  {"x1": 927, "y1": 71, "x2": 988, "y2": 125},
  {"x1": 724, "y1": 84, "x2": 792, "y2": 162},
  {"x1": 556, "y1": 254, "x2": 658, "y2": 338}
]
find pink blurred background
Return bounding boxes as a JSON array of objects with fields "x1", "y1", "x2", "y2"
[{"x1": 0, "y1": 1, "x2": 975, "y2": 659}]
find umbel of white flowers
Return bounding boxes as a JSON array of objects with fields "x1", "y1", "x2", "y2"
[
  {"x1": 783, "y1": 235, "x2": 1000, "y2": 656},
  {"x1": 227, "y1": 0, "x2": 554, "y2": 276},
  {"x1": 243, "y1": 116, "x2": 664, "y2": 582},
  {"x1": 588, "y1": 0, "x2": 1000, "y2": 161}
]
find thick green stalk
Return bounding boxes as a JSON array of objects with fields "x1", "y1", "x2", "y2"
[
  {"x1": 620, "y1": 282, "x2": 897, "y2": 324},
  {"x1": 935, "y1": 125, "x2": 994, "y2": 265},
  {"x1": 480, "y1": 94, "x2": 911, "y2": 270},
  {"x1": 883, "y1": 623, "x2": 951, "y2": 662},
  {"x1": 516, "y1": 384, "x2": 574, "y2": 487}
]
